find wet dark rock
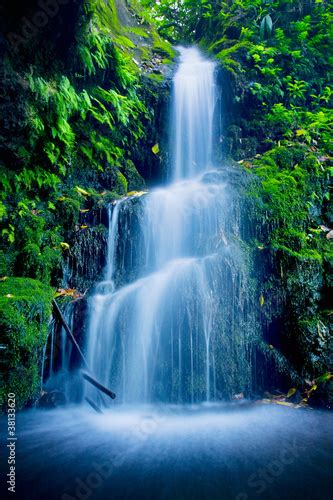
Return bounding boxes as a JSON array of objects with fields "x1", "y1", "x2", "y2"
[
  {"x1": 202, "y1": 164, "x2": 251, "y2": 187},
  {"x1": 308, "y1": 382, "x2": 333, "y2": 409},
  {"x1": 123, "y1": 159, "x2": 146, "y2": 192},
  {"x1": 38, "y1": 390, "x2": 67, "y2": 409},
  {"x1": 288, "y1": 389, "x2": 303, "y2": 404},
  {"x1": 69, "y1": 222, "x2": 108, "y2": 292}
]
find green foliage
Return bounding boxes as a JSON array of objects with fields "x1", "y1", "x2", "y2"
[
  {"x1": 214, "y1": 41, "x2": 252, "y2": 73},
  {"x1": 250, "y1": 144, "x2": 331, "y2": 264},
  {"x1": 0, "y1": 0, "x2": 159, "y2": 288},
  {"x1": 0, "y1": 278, "x2": 53, "y2": 410},
  {"x1": 129, "y1": 0, "x2": 208, "y2": 42}
]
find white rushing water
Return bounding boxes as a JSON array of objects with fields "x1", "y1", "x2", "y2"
[
  {"x1": 172, "y1": 47, "x2": 216, "y2": 179},
  {"x1": 85, "y1": 47, "x2": 256, "y2": 404}
]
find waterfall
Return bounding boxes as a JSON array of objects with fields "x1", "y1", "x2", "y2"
[
  {"x1": 85, "y1": 47, "x2": 256, "y2": 404},
  {"x1": 43, "y1": 302, "x2": 76, "y2": 397},
  {"x1": 172, "y1": 47, "x2": 216, "y2": 179}
]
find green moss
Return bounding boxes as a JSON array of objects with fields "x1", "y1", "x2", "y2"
[
  {"x1": 100, "y1": 191, "x2": 121, "y2": 203},
  {"x1": 122, "y1": 159, "x2": 145, "y2": 191},
  {"x1": 247, "y1": 141, "x2": 331, "y2": 382},
  {"x1": 151, "y1": 29, "x2": 175, "y2": 59},
  {"x1": 115, "y1": 170, "x2": 128, "y2": 195},
  {"x1": 57, "y1": 196, "x2": 81, "y2": 231},
  {"x1": 0, "y1": 278, "x2": 54, "y2": 410},
  {"x1": 249, "y1": 144, "x2": 330, "y2": 260},
  {"x1": 146, "y1": 73, "x2": 165, "y2": 84},
  {"x1": 215, "y1": 41, "x2": 252, "y2": 74},
  {"x1": 14, "y1": 213, "x2": 62, "y2": 283},
  {"x1": 128, "y1": 27, "x2": 150, "y2": 39},
  {"x1": 139, "y1": 45, "x2": 150, "y2": 61}
]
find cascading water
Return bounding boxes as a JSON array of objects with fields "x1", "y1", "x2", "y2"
[
  {"x1": 172, "y1": 47, "x2": 216, "y2": 180},
  {"x1": 43, "y1": 302, "x2": 76, "y2": 396},
  {"x1": 86, "y1": 47, "x2": 257, "y2": 404}
]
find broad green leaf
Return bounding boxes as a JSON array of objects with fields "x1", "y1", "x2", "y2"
[{"x1": 260, "y1": 15, "x2": 273, "y2": 40}]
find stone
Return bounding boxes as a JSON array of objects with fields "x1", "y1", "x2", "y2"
[{"x1": 38, "y1": 390, "x2": 67, "y2": 409}]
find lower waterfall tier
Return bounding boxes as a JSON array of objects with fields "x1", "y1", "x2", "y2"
[{"x1": 85, "y1": 171, "x2": 258, "y2": 404}]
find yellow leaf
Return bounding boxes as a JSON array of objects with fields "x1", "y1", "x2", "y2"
[
  {"x1": 296, "y1": 129, "x2": 306, "y2": 137},
  {"x1": 287, "y1": 388, "x2": 297, "y2": 398},
  {"x1": 80, "y1": 225, "x2": 88, "y2": 229},
  {"x1": 0, "y1": 276, "x2": 8, "y2": 282},
  {"x1": 5, "y1": 294, "x2": 14, "y2": 298},
  {"x1": 275, "y1": 401, "x2": 295, "y2": 407},
  {"x1": 80, "y1": 209, "x2": 90, "y2": 213},
  {"x1": 127, "y1": 191, "x2": 147, "y2": 197},
  {"x1": 75, "y1": 186, "x2": 90, "y2": 196},
  {"x1": 55, "y1": 288, "x2": 83, "y2": 299},
  {"x1": 60, "y1": 242, "x2": 70, "y2": 250},
  {"x1": 152, "y1": 143, "x2": 160, "y2": 155},
  {"x1": 308, "y1": 384, "x2": 317, "y2": 394},
  {"x1": 259, "y1": 294, "x2": 265, "y2": 307}
]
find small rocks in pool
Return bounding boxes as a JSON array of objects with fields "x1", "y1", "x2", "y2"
[
  {"x1": 38, "y1": 390, "x2": 67, "y2": 409},
  {"x1": 232, "y1": 392, "x2": 244, "y2": 400}
]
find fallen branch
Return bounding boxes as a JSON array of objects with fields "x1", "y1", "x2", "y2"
[
  {"x1": 52, "y1": 299, "x2": 116, "y2": 402},
  {"x1": 82, "y1": 372, "x2": 116, "y2": 400},
  {"x1": 85, "y1": 397, "x2": 103, "y2": 414}
]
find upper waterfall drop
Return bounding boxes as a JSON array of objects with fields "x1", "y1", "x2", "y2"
[{"x1": 172, "y1": 47, "x2": 216, "y2": 180}]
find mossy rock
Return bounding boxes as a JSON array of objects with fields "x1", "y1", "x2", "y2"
[
  {"x1": 114, "y1": 170, "x2": 128, "y2": 195},
  {"x1": 0, "y1": 277, "x2": 53, "y2": 410},
  {"x1": 123, "y1": 159, "x2": 145, "y2": 191},
  {"x1": 265, "y1": 146, "x2": 305, "y2": 170},
  {"x1": 57, "y1": 196, "x2": 81, "y2": 231}
]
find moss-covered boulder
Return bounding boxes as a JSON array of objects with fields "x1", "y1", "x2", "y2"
[
  {"x1": 0, "y1": 278, "x2": 53, "y2": 410},
  {"x1": 122, "y1": 159, "x2": 146, "y2": 192}
]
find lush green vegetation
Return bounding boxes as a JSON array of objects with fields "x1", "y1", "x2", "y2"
[
  {"x1": 0, "y1": 0, "x2": 173, "y2": 285},
  {"x1": 0, "y1": 277, "x2": 53, "y2": 409}
]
